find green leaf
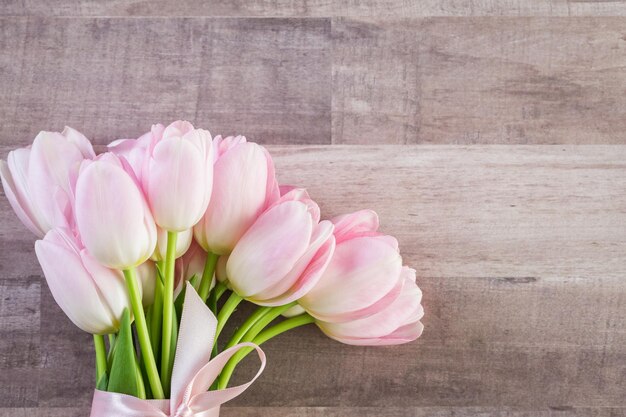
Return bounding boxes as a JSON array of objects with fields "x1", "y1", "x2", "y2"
[
  {"x1": 96, "y1": 372, "x2": 108, "y2": 391},
  {"x1": 107, "y1": 309, "x2": 146, "y2": 399}
]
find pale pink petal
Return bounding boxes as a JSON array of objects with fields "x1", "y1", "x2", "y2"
[
  {"x1": 227, "y1": 201, "x2": 312, "y2": 298},
  {"x1": 253, "y1": 220, "x2": 335, "y2": 305},
  {"x1": 300, "y1": 235, "x2": 403, "y2": 322},
  {"x1": 35, "y1": 231, "x2": 116, "y2": 334},
  {"x1": 0, "y1": 156, "x2": 47, "y2": 237},
  {"x1": 195, "y1": 142, "x2": 271, "y2": 254},
  {"x1": 62, "y1": 126, "x2": 96, "y2": 159},
  {"x1": 331, "y1": 209, "x2": 380, "y2": 244},
  {"x1": 145, "y1": 137, "x2": 211, "y2": 231},
  {"x1": 75, "y1": 159, "x2": 156, "y2": 269}
]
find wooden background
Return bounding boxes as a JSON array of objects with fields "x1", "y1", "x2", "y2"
[{"x1": 1, "y1": 1, "x2": 625, "y2": 416}]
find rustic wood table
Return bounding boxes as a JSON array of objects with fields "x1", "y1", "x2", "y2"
[{"x1": 1, "y1": 2, "x2": 625, "y2": 416}]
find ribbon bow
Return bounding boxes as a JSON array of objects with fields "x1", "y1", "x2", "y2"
[{"x1": 90, "y1": 284, "x2": 266, "y2": 417}]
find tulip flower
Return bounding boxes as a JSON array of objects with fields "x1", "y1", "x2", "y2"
[
  {"x1": 142, "y1": 121, "x2": 213, "y2": 232},
  {"x1": 152, "y1": 227, "x2": 193, "y2": 262},
  {"x1": 74, "y1": 153, "x2": 157, "y2": 269},
  {"x1": 316, "y1": 267, "x2": 424, "y2": 345},
  {"x1": 74, "y1": 152, "x2": 164, "y2": 398},
  {"x1": 35, "y1": 228, "x2": 130, "y2": 334},
  {"x1": 299, "y1": 210, "x2": 405, "y2": 323},
  {"x1": 0, "y1": 127, "x2": 95, "y2": 237},
  {"x1": 226, "y1": 189, "x2": 335, "y2": 306},
  {"x1": 194, "y1": 135, "x2": 279, "y2": 255}
]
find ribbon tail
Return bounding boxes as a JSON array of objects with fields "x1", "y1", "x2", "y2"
[{"x1": 184, "y1": 342, "x2": 266, "y2": 413}]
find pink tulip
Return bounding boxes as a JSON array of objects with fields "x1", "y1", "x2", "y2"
[
  {"x1": 194, "y1": 135, "x2": 279, "y2": 255},
  {"x1": 35, "y1": 228, "x2": 131, "y2": 334},
  {"x1": 152, "y1": 227, "x2": 193, "y2": 262},
  {"x1": 226, "y1": 189, "x2": 335, "y2": 306},
  {"x1": 299, "y1": 210, "x2": 405, "y2": 323},
  {"x1": 74, "y1": 153, "x2": 157, "y2": 269},
  {"x1": 0, "y1": 127, "x2": 95, "y2": 237},
  {"x1": 316, "y1": 267, "x2": 424, "y2": 345},
  {"x1": 142, "y1": 121, "x2": 213, "y2": 231}
]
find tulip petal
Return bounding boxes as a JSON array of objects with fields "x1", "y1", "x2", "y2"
[
  {"x1": 300, "y1": 235, "x2": 403, "y2": 322},
  {"x1": 28, "y1": 131, "x2": 85, "y2": 230},
  {"x1": 35, "y1": 231, "x2": 116, "y2": 334},
  {"x1": 254, "y1": 220, "x2": 335, "y2": 306},
  {"x1": 145, "y1": 135, "x2": 212, "y2": 231},
  {"x1": 81, "y1": 249, "x2": 131, "y2": 322},
  {"x1": 318, "y1": 272, "x2": 423, "y2": 340},
  {"x1": 75, "y1": 159, "x2": 156, "y2": 268},
  {"x1": 62, "y1": 126, "x2": 96, "y2": 159},
  {"x1": 0, "y1": 155, "x2": 47, "y2": 237},
  {"x1": 332, "y1": 209, "x2": 380, "y2": 244},
  {"x1": 227, "y1": 201, "x2": 313, "y2": 298},
  {"x1": 196, "y1": 143, "x2": 272, "y2": 254}
]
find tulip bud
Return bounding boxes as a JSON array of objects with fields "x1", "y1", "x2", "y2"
[
  {"x1": 74, "y1": 153, "x2": 157, "y2": 269},
  {"x1": 142, "y1": 121, "x2": 213, "y2": 231},
  {"x1": 35, "y1": 228, "x2": 131, "y2": 334},
  {"x1": 194, "y1": 136, "x2": 279, "y2": 255},
  {"x1": 226, "y1": 189, "x2": 335, "y2": 306},
  {"x1": 316, "y1": 267, "x2": 424, "y2": 345},
  {"x1": 0, "y1": 127, "x2": 95, "y2": 237},
  {"x1": 136, "y1": 260, "x2": 157, "y2": 307},
  {"x1": 151, "y1": 227, "x2": 193, "y2": 262},
  {"x1": 299, "y1": 210, "x2": 405, "y2": 323}
]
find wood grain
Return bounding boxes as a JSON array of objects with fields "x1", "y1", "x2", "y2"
[
  {"x1": 3, "y1": 0, "x2": 626, "y2": 17},
  {"x1": 1, "y1": 146, "x2": 624, "y2": 412},
  {"x1": 333, "y1": 17, "x2": 626, "y2": 144},
  {"x1": 0, "y1": 17, "x2": 331, "y2": 146}
]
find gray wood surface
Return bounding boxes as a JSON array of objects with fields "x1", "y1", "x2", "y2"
[
  {"x1": 332, "y1": 17, "x2": 626, "y2": 144},
  {"x1": 3, "y1": 0, "x2": 626, "y2": 17},
  {"x1": 1, "y1": 3, "x2": 626, "y2": 416},
  {"x1": 0, "y1": 17, "x2": 331, "y2": 146}
]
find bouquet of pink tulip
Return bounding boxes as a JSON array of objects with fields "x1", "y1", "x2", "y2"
[{"x1": 1, "y1": 121, "x2": 424, "y2": 416}]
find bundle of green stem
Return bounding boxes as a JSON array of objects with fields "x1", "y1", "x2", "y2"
[{"x1": 93, "y1": 231, "x2": 315, "y2": 399}]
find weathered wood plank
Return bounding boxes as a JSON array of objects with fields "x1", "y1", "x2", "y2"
[
  {"x1": 0, "y1": 17, "x2": 331, "y2": 146},
  {"x1": 0, "y1": 278, "x2": 40, "y2": 408},
  {"x1": 1, "y1": 406, "x2": 625, "y2": 417},
  {"x1": 332, "y1": 17, "x2": 626, "y2": 144},
  {"x1": 3, "y1": 146, "x2": 623, "y2": 410},
  {"x1": 270, "y1": 145, "x2": 626, "y2": 279},
  {"x1": 3, "y1": 0, "x2": 626, "y2": 17}
]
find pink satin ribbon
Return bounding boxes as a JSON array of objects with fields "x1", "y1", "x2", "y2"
[{"x1": 90, "y1": 284, "x2": 266, "y2": 417}]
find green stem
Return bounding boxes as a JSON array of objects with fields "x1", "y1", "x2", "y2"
[
  {"x1": 161, "y1": 230, "x2": 178, "y2": 396},
  {"x1": 217, "y1": 312, "x2": 314, "y2": 390},
  {"x1": 198, "y1": 253, "x2": 219, "y2": 302},
  {"x1": 93, "y1": 334, "x2": 107, "y2": 384},
  {"x1": 225, "y1": 306, "x2": 273, "y2": 349},
  {"x1": 215, "y1": 291, "x2": 243, "y2": 340},
  {"x1": 123, "y1": 268, "x2": 164, "y2": 399},
  {"x1": 149, "y1": 278, "x2": 164, "y2": 367}
]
